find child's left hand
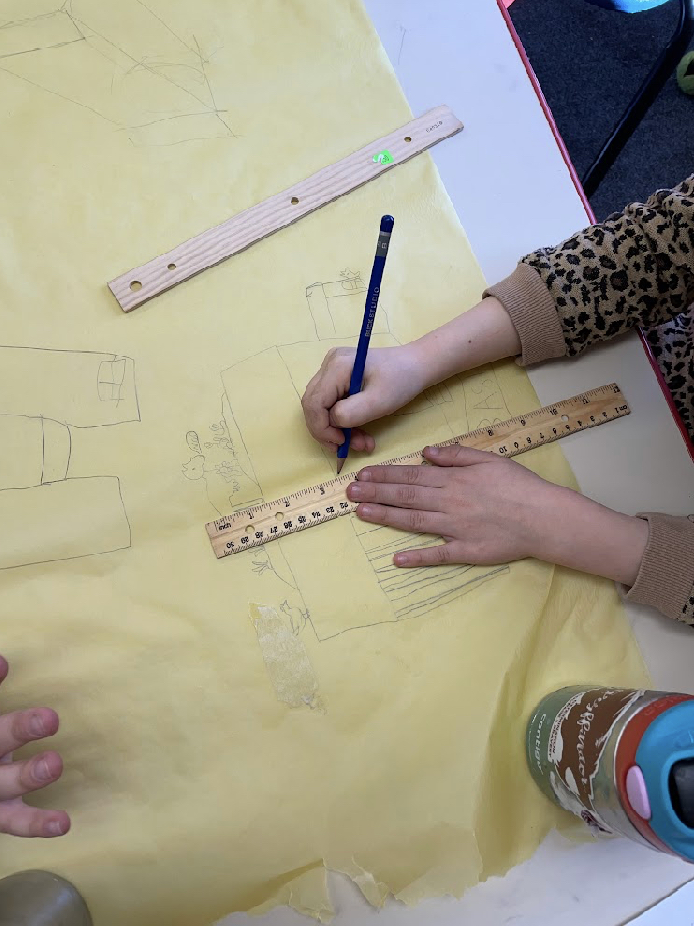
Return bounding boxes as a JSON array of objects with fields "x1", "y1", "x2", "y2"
[
  {"x1": 346, "y1": 445, "x2": 648, "y2": 586},
  {"x1": 347, "y1": 445, "x2": 558, "y2": 566}
]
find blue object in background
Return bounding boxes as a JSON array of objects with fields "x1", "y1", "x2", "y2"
[
  {"x1": 585, "y1": 0, "x2": 673, "y2": 12},
  {"x1": 635, "y1": 700, "x2": 694, "y2": 861}
]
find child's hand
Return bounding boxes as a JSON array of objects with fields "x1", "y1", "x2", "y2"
[
  {"x1": 0, "y1": 655, "x2": 70, "y2": 838},
  {"x1": 346, "y1": 444, "x2": 648, "y2": 585},
  {"x1": 301, "y1": 297, "x2": 525, "y2": 453},
  {"x1": 301, "y1": 344, "x2": 427, "y2": 452},
  {"x1": 347, "y1": 445, "x2": 555, "y2": 565}
]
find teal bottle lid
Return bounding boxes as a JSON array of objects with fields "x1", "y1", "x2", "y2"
[{"x1": 634, "y1": 701, "x2": 694, "y2": 861}]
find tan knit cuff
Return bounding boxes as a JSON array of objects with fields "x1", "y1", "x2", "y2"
[
  {"x1": 627, "y1": 513, "x2": 694, "y2": 624},
  {"x1": 484, "y1": 264, "x2": 567, "y2": 366}
]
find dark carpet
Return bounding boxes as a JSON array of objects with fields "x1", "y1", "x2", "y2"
[
  {"x1": 509, "y1": 0, "x2": 694, "y2": 221},
  {"x1": 509, "y1": 0, "x2": 694, "y2": 442}
]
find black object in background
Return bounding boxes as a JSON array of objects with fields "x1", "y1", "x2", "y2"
[{"x1": 510, "y1": 0, "x2": 694, "y2": 220}]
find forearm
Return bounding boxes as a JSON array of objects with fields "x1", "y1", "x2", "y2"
[
  {"x1": 409, "y1": 296, "x2": 521, "y2": 388},
  {"x1": 532, "y1": 487, "x2": 649, "y2": 587}
]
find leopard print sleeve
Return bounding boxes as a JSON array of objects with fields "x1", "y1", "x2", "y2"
[{"x1": 520, "y1": 175, "x2": 694, "y2": 356}]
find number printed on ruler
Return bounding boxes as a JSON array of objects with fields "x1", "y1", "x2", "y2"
[{"x1": 206, "y1": 384, "x2": 630, "y2": 558}]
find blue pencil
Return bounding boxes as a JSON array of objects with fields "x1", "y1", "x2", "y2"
[{"x1": 336, "y1": 214, "x2": 394, "y2": 474}]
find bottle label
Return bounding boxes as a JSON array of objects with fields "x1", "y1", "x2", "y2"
[{"x1": 545, "y1": 687, "x2": 643, "y2": 834}]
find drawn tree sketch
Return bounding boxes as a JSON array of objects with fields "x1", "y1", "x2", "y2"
[
  {"x1": 0, "y1": 0, "x2": 234, "y2": 147},
  {"x1": 181, "y1": 394, "x2": 262, "y2": 516},
  {"x1": 0, "y1": 346, "x2": 140, "y2": 570},
  {"x1": 182, "y1": 392, "x2": 312, "y2": 638},
  {"x1": 183, "y1": 269, "x2": 512, "y2": 642}
]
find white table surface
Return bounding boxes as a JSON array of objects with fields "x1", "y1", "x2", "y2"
[{"x1": 219, "y1": 2, "x2": 694, "y2": 923}]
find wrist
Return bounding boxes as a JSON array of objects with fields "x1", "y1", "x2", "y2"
[
  {"x1": 402, "y1": 335, "x2": 447, "y2": 391},
  {"x1": 532, "y1": 488, "x2": 648, "y2": 587},
  {"x1": 407, "y1": 296, "x2": 520, "y2": 390},
  {"x1": 407, "y1": 319, "x2": 476, "y2": 389},
  {"x1": 518, "y1": 481, "x2": 571, "y2": 562}
]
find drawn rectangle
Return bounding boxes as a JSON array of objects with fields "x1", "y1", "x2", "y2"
[
  {"x1": 0, "y1": 476, "x2": 130, "y2": 569},
  {"x1": 305, "y1": 272, "x2": 390, "y2": 340},
  {"x1": 0, "y1": 347, "x2": 139, "y2": 426},
  {"x1": 0, "y1": 416, "x2": 44, "y2": 489},
  {"x1": 221, "y1": 346, "x2": 328, "y2": 497}
]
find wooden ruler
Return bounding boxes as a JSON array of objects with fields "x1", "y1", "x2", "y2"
[
  {"x1": 109, "y1": 105, "x2": 463, "y2": 312},
  {"x1": 206, "y1": 383, "x2": 630, "y2": 558}
]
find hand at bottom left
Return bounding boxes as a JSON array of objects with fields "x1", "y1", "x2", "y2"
[{"x1": 0, "y1": 655, "x2": 70, "y2": 838}]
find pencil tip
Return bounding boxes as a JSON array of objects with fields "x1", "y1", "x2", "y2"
[{"x1": 336, "y1": 459, "x2": 344, "y2": 475}]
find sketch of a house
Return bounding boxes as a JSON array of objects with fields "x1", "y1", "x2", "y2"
[{"x1": 181, "y1": 270, "x2": 512, "y2": 641}]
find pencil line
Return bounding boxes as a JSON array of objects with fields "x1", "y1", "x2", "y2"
[
  {"x1": 0, "y1": 37, "x2": 85, "y2": 62},
  {"x1": 68, "y1": 12, "x2": 210, "y2": 110},
  {"x1": 0, "y1": 64, "x2": 119, "y2": 125},
  {"x1": 136, "y1": 0, "x2": 198, "y2": 57}
]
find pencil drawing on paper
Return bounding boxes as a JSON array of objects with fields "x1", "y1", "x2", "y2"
[
  {"x1": 352, "y1": 520, "x2": 508, "y2": 622},
  {"x1": 0, "y1": 346, "x2": 140, "y2": 570},
  {"x1": 181, "y1": 400, "x2": 313, "y2": 640},
  {"x1": 181, "y1": 398, "x2": 263, "y2": 516},
  {"x1": 0, "y1": 0, "x2": 235, "y2": 147},
  {"x1": 182, "y1": 270, "x2": 512, "y2": 643},
  {"x1": 306, "y1": 268, "x2": 391, "y2": 340}
]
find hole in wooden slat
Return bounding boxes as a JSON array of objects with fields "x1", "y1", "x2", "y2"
[
  {"x1": 275, "y1": 512, "x2": 284, "y2": 521},
  {"x1": 404, "y1": 136, "x2": 412, "y2": 142},
  {"x1": 167, "y1": 263, "x2": 176, "y2": 271},
  {"x1": 561, "y1": 415, "x2": 569, "y2": 422},
  {"x1": 130, "y1": 280, "x2": 142, "y2": 292},
  {"x1": 246, "y1": 524, "x2": 255, "y2": 533},
  {"x1": 291, "y1": 196, "x2": 299, "y2": 204}
]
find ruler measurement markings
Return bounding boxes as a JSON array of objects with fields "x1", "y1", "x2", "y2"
[{"x1": 206, "y1": 384, "x2": 629, "y2": 557}]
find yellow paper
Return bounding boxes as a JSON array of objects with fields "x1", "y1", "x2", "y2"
[{"x1": 0, "y1": 1, "x2": 649, "y2": 924}]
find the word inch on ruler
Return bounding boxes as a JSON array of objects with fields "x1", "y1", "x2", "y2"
[{"x1": 206, "y1": 383, "x2": 630, "y2": 558}]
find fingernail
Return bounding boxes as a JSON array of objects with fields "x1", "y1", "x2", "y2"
[
  {"x1": 394, "y1": 553, "x2": 407, "y2": 566},
  {"x1": 29, "y1": 714, "x2": 45, "y2": 737},
  {"x1": 426, "y1": 446, "x2": 439, "y2": 457},
  {"x1": 348, "y1": 484, "x2": 363, "y2": 499},
  {"x1": 35, "y1": 757, "x2": 53, "y2": 781},
  {"x1": 358, "y1": 470, "x2": 372, "y2": 482},
  {"x1": 359, "y1": 504, "x2": 373, "y2": 518},
  {"x1": 48, "y1": 819, "x2": 66, "y2": 836}
]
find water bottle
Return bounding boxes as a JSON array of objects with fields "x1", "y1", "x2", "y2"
[{"x1": 526, "y1": 686, "x2": 694, "y2": 860}]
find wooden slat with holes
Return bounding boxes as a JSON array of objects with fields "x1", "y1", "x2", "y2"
[
  {"x1": 108, "y1": 105, "x2": 463, "y2": 311},
  {"x1": 206, "y1": 383, "x2": 630, "y2": 558}
]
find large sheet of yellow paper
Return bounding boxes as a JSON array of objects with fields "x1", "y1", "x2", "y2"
[{"x1": 0, "y1": 1, "x2": 649, "y2": 923}]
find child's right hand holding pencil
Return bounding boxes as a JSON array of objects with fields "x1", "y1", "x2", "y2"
[
  {"x1": 301, "y1": 296, "x2": 521, "y2": 453},
  {"x1": 301, "y1": 343, "x2": 427, "y2": 454}
]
